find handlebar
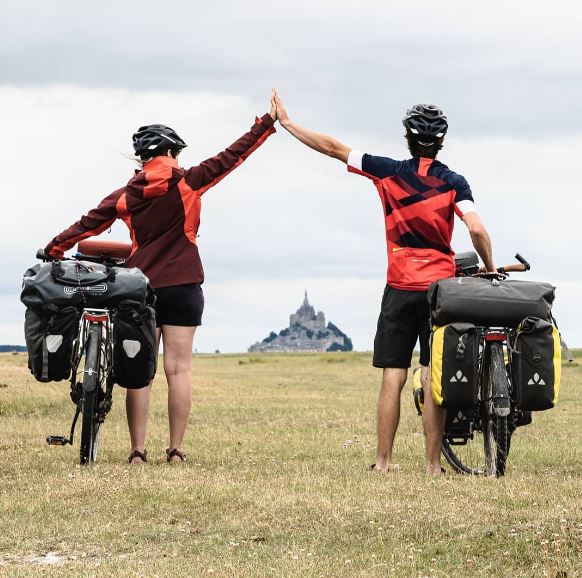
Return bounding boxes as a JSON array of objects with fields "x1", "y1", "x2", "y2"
[
  {"x1": 36, "y1": 249, "x2": 52, "y2": 262},
  {"x1": 455, "y1": 252, "x2": 531, "y2": 278},
  {"x1": 497, "y1": 253, "x2": 531, "y2": 275}
]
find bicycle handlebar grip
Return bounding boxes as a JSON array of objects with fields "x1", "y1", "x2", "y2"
[
  {"x1": 515, "y1": 253, "x2": 531, "y2": 271},
  {"x1": 36, "y1": 248, "x2": 52, "y2": 262},
  {"x1": 500, "y1": 263, "x2": 528, "y2": 273}
]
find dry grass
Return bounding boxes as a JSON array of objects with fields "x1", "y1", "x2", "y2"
[{"x1": 0, "y1": 350, "x2": 581, "y2": 577}]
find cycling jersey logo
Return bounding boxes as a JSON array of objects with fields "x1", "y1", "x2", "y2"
[
  {"x1": 450, "y1": 370, "x2": 468, "y2": 383},
  {"x1": 64, "y1": 284, "x2": 108, "y2": 295},
  {"x1": 528, "y1": 372, "x2": 546, "y2": 386}
]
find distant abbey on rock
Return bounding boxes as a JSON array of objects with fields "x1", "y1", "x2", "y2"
[{"x1": 248, "y1": 292, "x2": 353, "y2": 353}]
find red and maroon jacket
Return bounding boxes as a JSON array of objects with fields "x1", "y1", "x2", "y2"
[{"x1": 46, "y1": 114, "x2": 276, "y2": 288}]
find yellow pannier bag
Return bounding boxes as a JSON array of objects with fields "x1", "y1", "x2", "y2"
[
  {"x1": 512, "y1": 316, "x2": 561, "y2": 411},
  {"x1": 431, "y1": 323, "x2": 479, "y2": 409}
]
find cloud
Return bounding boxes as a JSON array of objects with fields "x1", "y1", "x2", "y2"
[{"x1": 2, "y1": 1, "x2": 582, "y2": 137}]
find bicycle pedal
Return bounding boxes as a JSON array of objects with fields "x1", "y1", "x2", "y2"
[{"x1": 46, "y1": 435, "x2": 71, "y2": 446}]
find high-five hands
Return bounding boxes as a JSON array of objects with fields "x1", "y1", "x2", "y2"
[
  {"x1": 269, "y1": 87, "x2": 277, "y2": 121},
  {"x1": 273, "y1": 88, "x2": 290, "y2": 127}
]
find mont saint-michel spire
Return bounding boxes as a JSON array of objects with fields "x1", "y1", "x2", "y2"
[{"x1": 249, "y1": 292, "x2": 353, "y2": 353}]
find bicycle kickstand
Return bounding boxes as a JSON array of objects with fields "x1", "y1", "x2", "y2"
[{"x1": 46, "y1": 405, "x2": 81, "y2": 447}]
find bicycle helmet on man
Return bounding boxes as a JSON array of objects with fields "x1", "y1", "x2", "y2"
[{"x1": 402, "y1": 104, "x2": 448, "y2": 146}]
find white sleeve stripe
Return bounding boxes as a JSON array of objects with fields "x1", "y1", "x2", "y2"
[
  {"x1": 347, "y1": 149, "x2": 364, "y2": 171},
  {"x1": 456, "y1": 199, "x2": 476, "y2": 215}
]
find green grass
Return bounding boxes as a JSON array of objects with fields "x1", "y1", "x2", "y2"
[{"x1": 0, "y1": 350, "x2": 581, "y2": 577}]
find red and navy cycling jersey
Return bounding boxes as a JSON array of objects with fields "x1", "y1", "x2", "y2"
[{"x1": 347, "y1": 150, "x2": 476, "y2": 291}]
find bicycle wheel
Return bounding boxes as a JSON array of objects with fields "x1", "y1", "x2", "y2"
[
  {"x1": 483, "y1": 342, "x2": 509, "y2": 477},
  {"x1": 440, "y1": 406, "x2": 486, "y2": 475},
  {"x1": 80, "y1": 325, "x2": 102, "y2": 465}
]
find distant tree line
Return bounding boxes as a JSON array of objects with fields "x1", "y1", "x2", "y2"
[{"x1": 0, "y1": 345, "x2": 27, "y2": 353}]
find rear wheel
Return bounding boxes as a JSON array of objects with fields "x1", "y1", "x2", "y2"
[
  {"x1": 441, "y1": 420, "x2": 485, "y2": 475},
  {"x1": 80, "y1": 325, "x2": 102, "y2": 465},
  {"x1": 483, "y1": 342, "x2": 510, "y2": 477}
]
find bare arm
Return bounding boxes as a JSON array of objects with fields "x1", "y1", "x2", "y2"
[
  {"x1": 274, "y1": 89, "x2": 351, "y2": 163},
  {"x1": 462, "y1": 212, "x2": 496, "y2": 272}
]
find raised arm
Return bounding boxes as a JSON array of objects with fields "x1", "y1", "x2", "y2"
[
  {"x1": 274, "y1": 89, "x2": 351, "y2": 163},
  {"x1": 462, "y1": 212, "x2": 496, "y2": 272},
  {"x1": 183, "y1": 92, "x2": 277, "y2": 194},
  {"x1": 44, "y1": 188, "x2": 125, "y2": 259}
]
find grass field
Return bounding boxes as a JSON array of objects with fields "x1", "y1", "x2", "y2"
[{"x1": 0, "y1": 350, "x2": 581, "y2": 577}]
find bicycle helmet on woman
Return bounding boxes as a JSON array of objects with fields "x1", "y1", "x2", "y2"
[
  {"x1": 132, "y1": 124, "x2": 188, "y2": 159},
  {"x1": 402, "y1": 104, "x2": 448, "y2": 146}
]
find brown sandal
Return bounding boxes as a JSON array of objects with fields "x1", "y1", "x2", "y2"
[
  {"x1": 128, "y1": 449, "x2": 148, "y2": 464},
  {"x1": 166, "y1": 448, "x2": 186, "y2": 463}
]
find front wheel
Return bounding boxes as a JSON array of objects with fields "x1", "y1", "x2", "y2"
[
  {"x1": 483, "y1": 342, "x2": 510, "y2": 477},
  {"x1": 80, "y1": 325, "x2": 102, "y2": 465}
]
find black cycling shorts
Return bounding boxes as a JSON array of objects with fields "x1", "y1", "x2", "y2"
[
  {"x1": 373, "y1": 285, "x2": 430, "y2": 369},
  {"x1": 154, "y1": 283, "x2": 204, "y2": 327}
]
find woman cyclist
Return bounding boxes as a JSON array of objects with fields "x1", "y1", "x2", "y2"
[{"x1": 44, "y1": 93, "x2": 277, "y2": 463}]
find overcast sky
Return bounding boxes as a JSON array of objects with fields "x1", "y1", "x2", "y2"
[{"x1": 1, "y1": 0, "x2": 580, "y2": 352}]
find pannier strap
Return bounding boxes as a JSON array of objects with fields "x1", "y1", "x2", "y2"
[
  {"x1": 50, "y1": 261, "x2": 65, "y2": 281},
  {"x1": 456, "y1": 334, "x2": 467, "y2": 360},
  {"x1": 41, "y1": 336, "x2": 49, "y2": 380},
  {"x1": 129, "y1": 308, "x2": 157, "y2": 351}
]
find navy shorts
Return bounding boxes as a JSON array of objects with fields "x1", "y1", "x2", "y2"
[
  {"x1": 153, "y1": 283, "x2": 204, "y2": 327},
  {"x1": 373, "y1": 285, "x2": 430, "y2": 368}
]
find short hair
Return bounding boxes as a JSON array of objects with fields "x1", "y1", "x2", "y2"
[{"x1": 405, "y1": 132, "x2": 443, "y2": 159}]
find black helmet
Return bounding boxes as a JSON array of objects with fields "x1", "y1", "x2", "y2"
[
  {"x1": 402, "y1": 104, "x2": 448, "y2": 144},
  {"x1": 132, "y1": 124, "x2": 187, "y2": 158}
]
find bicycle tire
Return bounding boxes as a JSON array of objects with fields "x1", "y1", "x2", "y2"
[
  {"x1": 441, "y1": 430, "x2": 485, "y2": 475},
  {"x1": 80, "y1": 325, "x2": 102, "y2": 465},
  {"x1": 483, "y1": 342, "x2": 509, "y2": 477}
]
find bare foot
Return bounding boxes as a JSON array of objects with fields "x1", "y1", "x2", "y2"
[{"x1": 369, "y1": 463, "x2": 400, "y2": 473}]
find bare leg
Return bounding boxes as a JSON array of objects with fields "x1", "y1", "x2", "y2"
[
  {"x1": 161, "y1": 325, "x2": 196, "y2": 460},
  {"x1": 126, "y1": 328, "x2": 162, "y2": 463},
  {"x1": 375, "y1": 368, "x2": 408, "y2": 471},
  {"x1": 421, "y1": 365, "x2": 446, "y2": 476}
]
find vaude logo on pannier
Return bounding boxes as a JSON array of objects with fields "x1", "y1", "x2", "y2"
[
  {"x1": 528, "y1": 372, "x2": 546, "y2": 386},
  {"x1": 452, "y1": 410, "x2": 468, "y2": 424},
  {"x1": 64, "y1": 284, "x2": 108, "y2": 296},
  {"x1": 450, "y1": 370, "x2": 468, "y2": 383}
]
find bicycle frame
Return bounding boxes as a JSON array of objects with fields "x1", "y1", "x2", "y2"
[{"x1": 47, "y1": 308, "x2": 114, "y2": 447}]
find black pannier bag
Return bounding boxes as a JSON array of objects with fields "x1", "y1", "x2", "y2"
[
  {"x1": 445, "y1": 407, "x2": 475, "y2": 439},
  {"x1": 112, "y1": 300, "x2": 157, "y2": 389},
  {"x1": 428, "y1": 277, "x2": 555, "y2": 328},
  {"x1": 21, "y1": 260, "x2": 154, "y2": 309},
  {"x1": 431, "y1": 323, "x2": 479, "y2": 409},
  {"x1": 512, "y1": 316, "x2": 561, "y2": 411},
  {"x1": 24, "y1": 305, "x2": 80, "y2": 382}
]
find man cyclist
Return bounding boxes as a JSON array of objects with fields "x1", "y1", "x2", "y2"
[{"x1": 273, "y1": 90, "x2": 495, "y2": 475}]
